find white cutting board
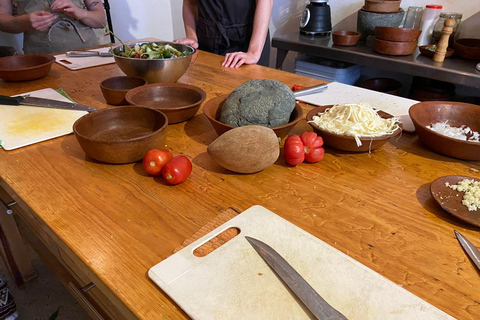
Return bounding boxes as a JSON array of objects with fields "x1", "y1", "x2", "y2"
[
  {"x1": 298, "y1": 82, "x2": 419, "y2": 132},
  {"x1": 149, "y1": 205, "x2": 455, "y2": 320},
  {"x1": 55, "y1": 47, "x2": 115, "y2": 70},
  {"x1": 0, "y1": 88, "x2": 88, "y2": 150}
]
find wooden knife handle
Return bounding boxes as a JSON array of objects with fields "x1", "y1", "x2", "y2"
[
  {"x1": 0, "y1": 95, "x2": 24, "y2": 106},
  {"x1": 433, "y1": 18, "x2": 456, "y2": 63}
]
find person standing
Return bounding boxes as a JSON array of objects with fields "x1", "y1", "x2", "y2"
[
  {"x1": 0, "y1": 0, "x2": 106, "y2": 54},
  {"x1": 175, "y1": 0, "x2": 272, "y2": 68}
]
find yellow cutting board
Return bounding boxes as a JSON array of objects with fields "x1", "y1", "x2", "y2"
[
  {"x1": 0, "y1": 88, "x2": 88, "y2": 150},
  {"x1": 149, "y1": 205, "x2": 455, "y2": 320}
]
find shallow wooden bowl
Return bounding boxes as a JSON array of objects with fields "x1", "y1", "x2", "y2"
[
  {"x1": 332, "y1": 31, "x2": 361, "y2": 46},
  {"x1": 409, "y1": 101, "x2": 480, "y2": 160},
  {"x1": 202, "y1": 95, "x2": 303, "y2": 139},
  {"x1": 373, "y1": 38, "x2": 417, "y2": 55},
  {"x1": 375, "y1": 27, "x2": 421, "y2": 42},
  {"x1": 100, "y1": 76, "x2": 147, "y2": 105},
  {"x1": 419, "y1": 45, "x2": 455, "y2": 58},
  {"x1": 73, "y1": 106, "x2": 168, "y2": 164},
  {"x1": 453, "y1": 38, "x2": 480, "y2": 60},
  {"x1": 306, "y1": 105, "x2": 402, "y2": 152},
  {"x1": 0, "y1": 54, "x2": 55, "y2": 81},
  {"x1": 126, "y1": 83, "x2": 206, "y2": 124},
  {"x1": 363, "y1": 0, "x2": 400, "y2": 13}
]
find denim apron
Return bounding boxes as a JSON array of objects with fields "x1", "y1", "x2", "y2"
[
  {"x1": 14, "y1": 0, "x2": 99, "y2": 54},
  {"x1": 196, "y1": 0, "x2": 270, "y2": 67}
]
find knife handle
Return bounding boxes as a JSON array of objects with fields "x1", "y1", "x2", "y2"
[{"x1": 0, "y1": 95, "x2": 24, "y2": 105}]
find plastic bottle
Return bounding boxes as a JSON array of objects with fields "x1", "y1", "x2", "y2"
[{"x1": 417, "y1": 4, "x2": 443, "y2": 46}]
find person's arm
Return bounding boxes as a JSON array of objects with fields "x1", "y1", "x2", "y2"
[
  {"x1": 222, "y1": 0, "x2": 272, "y2": 68},
  {"x1": 50, "y1": 0, "x2": 106, "y2": 28},
  {"x1": 174, "y1": 0, "x2": 199, "y2": 48},
  {"x1": 0, "y1": 0, "x2": 56, "y2": 33}
]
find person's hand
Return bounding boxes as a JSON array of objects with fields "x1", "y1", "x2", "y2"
[
  {"x1": 50, "y1": 0, "x2": 85, "y2": 20},
  {"x1": 222, "y1": 51, "x2": 259, "y2": 68},
  {"x1": 174, "y1": 38, "x2": 199, "y2": 49},
  {"x1": 28, "y1": 11, "x2": 56, "y2": 31}
]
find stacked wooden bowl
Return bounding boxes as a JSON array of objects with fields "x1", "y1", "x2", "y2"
[
  {"x1": 373, "y1": 26, "x2": 421, "y2": 55},
  {"x1": 363, "y1": 0, "x2": 401, "y2": 13}
]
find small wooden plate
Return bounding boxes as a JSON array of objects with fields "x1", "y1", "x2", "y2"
[{"x1": 430, "y1": 175, "x2": 480, "y2": 227}]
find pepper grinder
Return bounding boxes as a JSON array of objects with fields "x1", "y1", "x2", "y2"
[{"x1": 433, "y1": 19, "x2": 456, "y2": 63}]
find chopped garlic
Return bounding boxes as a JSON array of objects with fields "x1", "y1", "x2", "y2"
[
  {"x1": 309, "y1": 103, "x2": 400, "y2": 147},
  {"x1": 445, "y1": 179, "x2": 480, "y2": 211},
  {"x1": 428, "y1": 121, "x2": 480, "y2": 142}
]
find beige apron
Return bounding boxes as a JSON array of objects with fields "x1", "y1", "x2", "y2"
[{"x1": 15, "y1": 0, "x2": 100, "y2": 54}]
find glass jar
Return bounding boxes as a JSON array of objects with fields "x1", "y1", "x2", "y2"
[{"x1": 431, "y1": 12, "x2": 462, "y2": 44}]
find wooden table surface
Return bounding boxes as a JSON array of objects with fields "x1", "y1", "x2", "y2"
[{"x1": 1, "y1": 48, "x2": 480, "y2": 320}]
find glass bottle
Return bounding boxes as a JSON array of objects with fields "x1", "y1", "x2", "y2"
[{"x1": 432, "y1": 12, "x2": 463, "y2": 45}]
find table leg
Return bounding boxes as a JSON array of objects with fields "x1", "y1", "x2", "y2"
[{"x1": 275, "y1": 49, "x2": 289, "y2": 70}]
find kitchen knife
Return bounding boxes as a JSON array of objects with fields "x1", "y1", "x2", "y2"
[
  {"x1": 293, "y1": 83, "x2": 328, "y2": 97},
  {"x1": 455, "y1": 230, "x2": 480, "y2": 271},
  {"x1": 66, "y1": 50, "x2": 113, "y2": 57},
  {"x1": 246, "y1": 236, "x2": 348, "y2": 320},
  {"x1": 0, "y1": 95, "x2": 97, "y2": 113}
]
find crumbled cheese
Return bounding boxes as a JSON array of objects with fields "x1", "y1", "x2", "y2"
[
  {"x1": 445, "y1": 179, "x2": 480, "y2": 211},
  {"x1": 309, "y1": 103, "x2": 400, "y2": 147},
  {"x1": 428, "y1": 121, "x2": 480, "y2": 142}
]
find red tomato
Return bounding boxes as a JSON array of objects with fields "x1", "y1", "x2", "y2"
[
  {"x1": 300, "y1": 132, "x2": 324, "y2": 163},
  {"x1": 142, "y1": 149, "x2": 173, "y2": 176},
  {"x1": 162, "y1": 156, "x2": 192, "y2": 185},
  {"x1": 292, "y1": 84, "x2": 306, "y2": 91},
  {"x1": 284, "y1": 135, "x2": 305, "y2": 166}
]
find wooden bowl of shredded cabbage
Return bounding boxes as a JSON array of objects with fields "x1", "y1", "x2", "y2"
[{"x1": 306, "y1": 103, "x2": 402, "y2": 152}]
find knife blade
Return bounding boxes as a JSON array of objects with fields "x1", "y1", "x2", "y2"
[
  {"x1": 66, "y1": 50, "x2": 113, "y2": 57},
  {"x1": 0, "y1": 95, "x2": 97, "y2": 113},
  {"x1": 293, "y1": 83, "x2": 328, "y2": 97},
  {"x1": 245, "y1": 236, "x2": 348, "y2": 320},
  {"x1": 455, "y1": 230, "x2": 480, "y2": 271}
]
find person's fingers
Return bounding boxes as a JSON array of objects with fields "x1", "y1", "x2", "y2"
[{"x1": 234, "y1": 58, "x2": 246, "y2": 68}]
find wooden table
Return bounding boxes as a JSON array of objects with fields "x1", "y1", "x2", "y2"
[
  {"x1": 272, "y1": 32, "x2": 480, "y2": 89},
  {"x1": 0, "y1": 48, "x2": 479, "y2": 320}
]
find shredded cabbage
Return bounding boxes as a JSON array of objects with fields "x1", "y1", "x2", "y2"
[{"x1": 309, "y1": 103, "x2": 400, "y2": 147}]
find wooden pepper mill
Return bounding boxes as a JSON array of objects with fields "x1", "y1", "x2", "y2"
[{"x1": 433, "y1": 18, "x2": 456, "y2": 62}]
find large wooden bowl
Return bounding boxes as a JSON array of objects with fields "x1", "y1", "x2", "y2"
[
  {"x1": 363, "y1": 0, "x2": 401, "y2": 13},
  {"x1": 373, "y1": 38, "x2": 417, "y2": 55},
  {"x1": 0, "y1": 54, "x2": 55, "y2": 81},
  {"x1": 202, "y1": 95, "x2": 303, "y2": 139},
  {"x1": 409, "y1": 101, "x2": 480, "y2": 160},
  {"x1": 453, "y1": 38, "x2": 480, "y2": 60},
  {"x1": 73, "y1": 106, "x2": 168, "y2": 164},
  {"x1": 306, "y1": 105, "x2": 402, "y2": 152},
  {"x1": 375, "y1": 27, "x2": 421, "y2": 42},
  {"x1": 126, "y1": 83, "x2": 206, "y2": 124}
]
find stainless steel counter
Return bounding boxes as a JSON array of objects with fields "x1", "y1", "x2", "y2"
[{"x1": 272, "y1": 32, "x2": 480, "y2": 88}]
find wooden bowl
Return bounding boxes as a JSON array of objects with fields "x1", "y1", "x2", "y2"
[
  {"x1": 409, "y1": 101, "x2": 480, "y2": 160},
  {"x1": 306, "y1": 105, "x2": 402, "y2": 152},
  {"x1": 100, "y1": 76, "x2": 147, "y2": 105},
  {"x1": 73, "y1": 106, "x2": 168, "y2": 164},
  {"x1": 332, "y1": 31, "x2": 361, "y2": 46},
  {"x1": 125, "y1": 83, "x2": 206, "y2": 124},
  {"x1": 419, "y1": 45, "x2": 455, "y2": 58},
  {"x1": 453, "y1": 38, "x2": 480, "y2": 60},
  {"x1": 373, "y1": 38, "x2": 417, "y2": 55},
  {"x1": 0, "y1": 54, "x2": 55, "y2": 81},
  {"x1": 361, "y1": 77, "x2": 402, "y2": 95},
  {"x1": 374, "y1": 27, "x2": 421, "y2": 42},
  {"x1": 202, "y1": 95, "x2": 303, "y2": 139},
  {"x1": 363, "y1": 0, "x2": 401, "y2": 13}
]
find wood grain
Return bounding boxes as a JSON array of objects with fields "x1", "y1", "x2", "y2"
[{"x1": 0, "y1": 48, "x2": 479, "y2": 319}]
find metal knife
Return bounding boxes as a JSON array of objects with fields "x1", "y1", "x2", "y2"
[
  {"x1": 66, "y1": 50, "x2": 113, "y2": 57},
  {"x1": 455, "y1": 230, "x2": 480, "y2": 271},
  {"x1": 246, "y1": 236, "x2": 348, "y2": 320},
  {"x1": 293, "y1": 83, "x2": 328, "y2": 97},
  {"x1": 0, "y1": 94, "x2": 97, "y2": 113}
]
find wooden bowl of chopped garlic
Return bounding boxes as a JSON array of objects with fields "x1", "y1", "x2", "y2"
[
  {"x1": 306, "y1": 103, "x2": 402, "y2": 152},
  {"x1": 409, "y1": 101, "x2": 480, "y2": 161}
]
